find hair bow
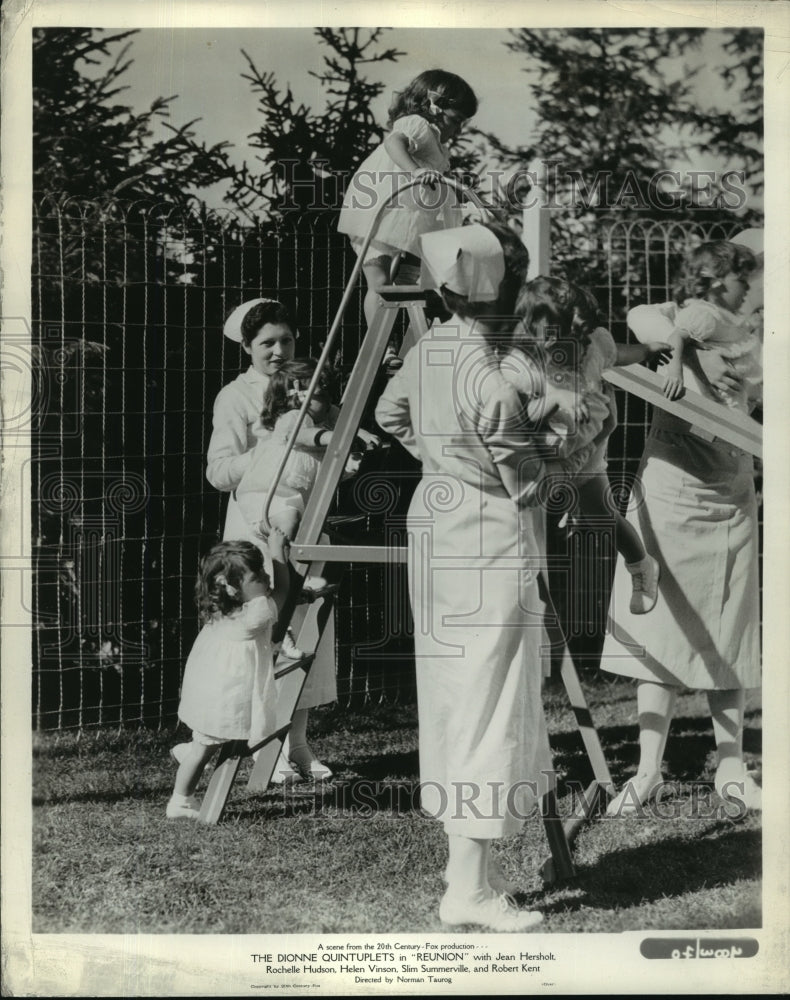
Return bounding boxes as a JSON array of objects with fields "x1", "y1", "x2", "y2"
[
  {"x1": 427, "y1": 89, "x2": 444, "y2": 116},
  {"x1": 215, "y1": 573, "x2": 238, "y2": 597},
  {"x1": 419, "y1": 225, "x2": 505, "y2": 302}
]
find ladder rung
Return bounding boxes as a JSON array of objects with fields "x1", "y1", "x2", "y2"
[
  {"x1": 291, "y1": 544, "x2": 408, "y2": 563},
  {"x1": 378, "y1": 285, "x2": 430, "y2": 302},
  {"x1": 273, "y1": 652, "x2": 316, "y2": 679}
]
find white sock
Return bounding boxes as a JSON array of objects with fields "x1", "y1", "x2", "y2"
[{"x1": 169, "y1": 792, "x2": 193, "y2": 805}]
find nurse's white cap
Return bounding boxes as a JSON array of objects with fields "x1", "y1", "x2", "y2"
[
  {"x1": 223, "y1": 298, "x2": 281, "y2": 342},
  {"x1": 419, "y1": 224, "x2": 505, "y2": 302}
]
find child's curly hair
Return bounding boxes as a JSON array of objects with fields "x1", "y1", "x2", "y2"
[
  {"x1": 515, "y1": 276, "x2": 599, "y2": 345},
  {"x1": 195, "y1": 540, "x2": 268, "y2": 624},
  {"x1": 674, "y1": 240, "x2": 757, "y2": 305},
  {"x1": 260, "y1": 358, "x2": 339, "y2": 431},
  {"x1": 388, "y1": 69, "x2": 478, "y2": 130}
]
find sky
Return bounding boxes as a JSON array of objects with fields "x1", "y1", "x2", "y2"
[{"x1": 102, "y1": 26, "x2": 757, "y2": 210}]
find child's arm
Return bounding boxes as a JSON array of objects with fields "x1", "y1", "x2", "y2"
[
  {"x1": 383, "y1": 132, "x2": 442, "y2": 184},
  {"x1": 319, "y1": 405, "x2": 380, "y2": 451},
  {"x1": 615, "y1": 341, "x2": 673, "y2": 367},
  {"x1": 661, "y1": 327, "x2": 689, "y2": 400},
  {"x1": 267, "y1": 527, "x2": 292, "y2": 615}
]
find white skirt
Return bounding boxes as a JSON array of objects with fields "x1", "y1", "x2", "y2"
[
  {"x1": 600, "y1": 427, "x2": 760, "y2": 690},
  {"x1": 407, "y1": 476, "x2": 554, "y2": 838}
]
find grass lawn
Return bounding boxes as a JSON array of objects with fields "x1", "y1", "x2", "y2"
[{"x1": 32, "y1": 673, "x2": 762, "y2": 935}]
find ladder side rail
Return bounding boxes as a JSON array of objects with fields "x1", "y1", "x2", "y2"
[
  {"x1": 294, "y1": 305, "x2": 400, "y2": 547},
  {"x1": 259, "y1": 178, "x2": 493, "y2": 534}
]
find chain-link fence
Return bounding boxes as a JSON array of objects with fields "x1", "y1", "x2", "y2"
[{"x1": 30, "y1": 200, "x2": 751, "y2": 729}]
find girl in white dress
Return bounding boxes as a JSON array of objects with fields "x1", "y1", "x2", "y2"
[
  {"x1": 338, "y1": 69, "x2": 478, "y2": 324},
  {"x1": 376, "y1": 223, "x2": 552, "y2": 932},
  {"x1": 601, "y1": 238, "x2": 762, "y2": 815},
  {"x1": 236, "y1": 358, "x2": 375, "y2": 545},
  {"x1": 167, "y1": 535, "x2": 290, "y2": 819},
  {"x1": 512, "y1": 276, "x2": 672, "y2": 613},
  {"x1": 662, "y1": 240, "x2": 761, "y2": 410}
]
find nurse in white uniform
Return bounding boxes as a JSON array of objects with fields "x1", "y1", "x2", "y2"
[{"x1": 376, "y1": 223, "x2": 554, "y2": 932}]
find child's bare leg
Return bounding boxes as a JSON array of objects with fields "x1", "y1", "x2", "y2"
[
  {"x1": 167, "y1": 741, "x2": 219, "y2": 818},
  {"x1": 271, "y1": 508, "x2": 327, "y2": 593},
  {"x1": 269, "y1": 507, "x2": 301, "y2": 541},
  {"x1": 708, "y1": 687, "x2": 760, "y2": 808},
  {"x1": 362, "y1": 259, "x2": 391, "y2": 326},
  {"x1": 173, "y1": 742, "x2": 218, "y2": 797},
  {"x1": 577, "y1": 473, "x2": 645, "y2": 564}
]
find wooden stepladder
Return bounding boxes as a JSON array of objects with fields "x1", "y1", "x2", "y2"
[
  {"x1": 197, "y1": 286, "x2": 429, "y2": 824},
  {"x1": 197, "y1": 177, "x2": 616, "y2": 885}
]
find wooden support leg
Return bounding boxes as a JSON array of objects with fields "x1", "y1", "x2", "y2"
[
  {"x1": 247, "y1": 653, "x2": 315, "y2": 791},
  {"x1": 558, "y1": 655, "x2": 614, "y2": 791},
  {"x1": 198, "y1": 740, "x2": 247, "y2": 825},
  {"x1": 540, "y1": 788, "x2": 576, "y2": 882}
]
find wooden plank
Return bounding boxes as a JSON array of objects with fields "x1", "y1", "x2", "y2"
[
  {"x1": 541, "y1": 790, "x2": 576, "y2": 880},
  {"x1": 198, "y1": 741, "x2": 246, "y2": 825},
  {"x1": 291, "y1": 544, "x2": 408, "y2": 563},
  {"x1": 603, "y1": 364, "x2": 762, "y2": 458}
]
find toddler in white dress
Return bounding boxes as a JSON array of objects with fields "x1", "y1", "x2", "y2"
[
  {"x1": 661, "y1": 239, "x2": 761, "y2": 412},
  {"x1": 167, "y1": 534, "x2": 291, "y2": 819},
  {"x1": 507, "y1": 276, "x2": 672, "y2": 613}
]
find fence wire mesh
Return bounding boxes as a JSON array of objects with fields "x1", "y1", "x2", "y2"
[{"x1": 30, "y1": 202, "x2": 754, "y2": 730}]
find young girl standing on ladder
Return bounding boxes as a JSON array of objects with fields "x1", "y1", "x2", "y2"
[
  {"x1": 338, "y1": 69, "x2": 478, "y2": 325},
  {"x1": 167, "y1": 535, "x2": 290, "y2": 819}
]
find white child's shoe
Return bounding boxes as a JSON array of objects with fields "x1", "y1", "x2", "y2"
[
  {"x1": 166, "y1": 794, "x2": 201, "y2": 820},
  {"x1": 626, "y1": 554, "x2": 660, "y2": 614},
  {"x1": 439, "y1": 889, "x2": 543, "y2": 932},
  {"x1": 288, "y1": 744, "x2": 333, "y2": 781}
]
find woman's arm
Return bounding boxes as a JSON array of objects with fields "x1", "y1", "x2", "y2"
[
  {"x1": 374, "y1": 355, "x2": 421, "y2": 460},
  {"x1": 206, "y1": 384, "x2": 255, "y2": 492},
  {"x1": 615, "y1": 341, "x2": 673, "y2": 366},
  {"x1": 479, "y1": 384, "x2": 547, "y2": 507}
]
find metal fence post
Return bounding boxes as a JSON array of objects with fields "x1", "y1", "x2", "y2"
[{"x1": 522, "y1": 159, "x2": 551, "y2": 279}]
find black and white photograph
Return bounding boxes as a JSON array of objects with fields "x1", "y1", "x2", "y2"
[{"x1": 2, "y1": 0, "x2": 789, "y2": 995}]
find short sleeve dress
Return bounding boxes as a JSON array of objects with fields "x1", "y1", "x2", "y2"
[
  {"x1": 178, "y1": 596, "x2": 279, "y2": 747},
  {"x1": 673, "y1": 299, "x2": 762, "y2": 410},
  {"x1": 338, "y1": 114, "x2": 461, "y2": 261},
  {"x1": 235, "y1": 409, "x2": 325, "y2": 531}
]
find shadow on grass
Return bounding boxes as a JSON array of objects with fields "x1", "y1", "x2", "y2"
[
  {"x1": 526, "y1": 823, "x2": 761, "y2": 918},
  {"x1": 549, "y1": 713, "x2": 762, "y2": 788}
]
